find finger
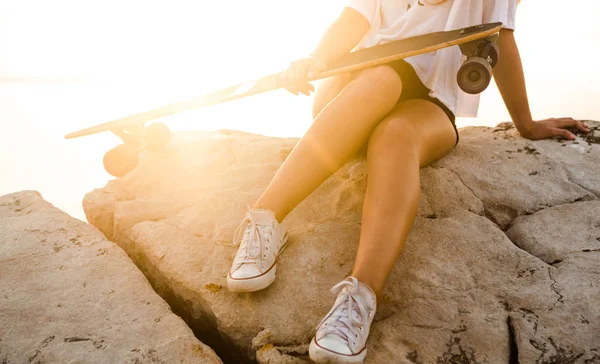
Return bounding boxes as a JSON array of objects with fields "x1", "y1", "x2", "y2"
[
  {"x1": 555, "y1": 118, "x2": 590, "y2": 133},
  {"x1": 292, "y1": 82, "x2": 308, "y2": 96},
  {"x1": 550, "y1": 127, "x2": 576, "y2": 140},
  {"x1": 291, "y1": 74, "x2": 313, "y2": 95},
  {"x1": 555, "y1": 117, "x2": 577, "y2": 128},
  {"x1": 285, "y1": 86, "x2": 299, "y2": 96},
  {"x1": 297, "y1": 82, "x2": 314, "y2": 96},
  {"x1": 576, "y1": 120, "x2": 591, "y2": 132},
  {"x1": 303, "y1": 82, "x2": 315, "y2": 93},
  {"x1": 283, "y1": 81, "x2": 299, "y2": 95}
]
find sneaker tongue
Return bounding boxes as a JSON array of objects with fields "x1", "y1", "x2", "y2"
[
  {"x1": 333, "y1": 289, "x2": 361, "y2": 323},
  {"x1": 249, "y1": 209, "x2": 277, "y2": 225},
  {"x1": 247, "y1": 243, "x2": 259, "y2": 257},
  {"x1": 243, "y1": 210, "x2": 276, "y2": 257},
  {"x1": 350, "y1": 307, "x2": 360, "y2": 322},
  {"x1": 336, "y1": 302, "x2": 360, "y2": 323},
  {"x1": 335, "y1": 283, "x2": 375, "y2": 324}
]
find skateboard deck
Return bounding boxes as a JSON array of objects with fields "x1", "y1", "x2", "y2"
[{"x1": 65, "y1": 22, "x2": 502, "y2": 140}]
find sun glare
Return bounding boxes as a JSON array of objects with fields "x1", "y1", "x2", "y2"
[
  {"x1": 1, "y1": 0, "x2": 599, "y2": 219},
  {"x1": 2, "y1": 0, "x2": 598, "y2": 136}
]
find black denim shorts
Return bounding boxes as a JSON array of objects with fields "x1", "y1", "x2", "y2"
[{"x1": 388, "y1": 59, "x2": 459, "y2": 146}]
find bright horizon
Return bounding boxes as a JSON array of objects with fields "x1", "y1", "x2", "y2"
[{"x1": 1, "y1": 0, "x2": 599, "y2": 219}]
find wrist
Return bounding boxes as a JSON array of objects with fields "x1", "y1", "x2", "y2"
[{"x1": 514, "y1": 119, "x2": 536, "y2": 136}]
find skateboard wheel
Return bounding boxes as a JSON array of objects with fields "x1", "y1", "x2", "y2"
[
  {"x1": 457, "y1": 57, "x2": 492, "y2": 94},
  {"x1": 144, "y1": 122, "x2": 171, "y2": 151},
  {"x1": 103, "y1": 144, "x2": 139, "y2": 177}
]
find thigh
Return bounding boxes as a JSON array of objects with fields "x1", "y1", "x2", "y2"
[
  {"x1": 312, "y1": 65, "x2": 404, "y2": 120},
  {"x1": 311, "y1": 74, "x2": 352, "y2": 119},
  {"x1": 373, "y1": 99, "x2": 458, "y2": 167}
]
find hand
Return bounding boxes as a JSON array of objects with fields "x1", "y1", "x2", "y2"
[
  {"x1": 519, "y1": 118, "x2": 590, "y2": 140},
  {"x1": 278, "y1": 57, "x2": 328, "y2": 96}
]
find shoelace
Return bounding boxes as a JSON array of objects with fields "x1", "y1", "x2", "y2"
[
  {"x1": 317, "y1": 277, "x2": 368, "y2": 345},
  {"x1": 232, "y1": 212, "x2": 274, "y2": 268}
]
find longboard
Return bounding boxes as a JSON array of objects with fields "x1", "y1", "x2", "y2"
[{"x1": 65, "y1": 22, "x2": 502, "y2": 140}]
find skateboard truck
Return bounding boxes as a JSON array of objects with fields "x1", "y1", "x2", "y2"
[
  {"x1": 457, "y1": 33, "x2": 500, "y2": 94},
  {"x1": 103, "y1": 122, "x2": 172, "y2": 177}
]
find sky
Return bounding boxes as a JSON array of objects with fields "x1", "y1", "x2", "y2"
[{"x1": 1, "y1": 0, "x2": 599, "y2": 219}]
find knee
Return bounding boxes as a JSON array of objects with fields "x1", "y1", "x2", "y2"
[
  {"x1": 357, "y1": 66, "x2": 403, "y2": 102},
  {"x1": 312, "y1": 66, "x2": 402, "y2": 120},
  {"x1": 368, "y1": 116, "x2": 419, "y2": 154}
]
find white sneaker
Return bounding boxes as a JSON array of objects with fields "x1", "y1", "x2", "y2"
[
  {"x1": 227, "y1": 208, "x2": 288, "y2": 292},
  {"x1": 309, "y1": 277, "x2": 377, "y2": 364}
]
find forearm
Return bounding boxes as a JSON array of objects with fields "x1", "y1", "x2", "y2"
[
  {"x1": 492, "y1": 29, "x2": 534, "y2": 135},
  {"x1": 310, "y1": 7, "x2": 370, "y2": 63}
]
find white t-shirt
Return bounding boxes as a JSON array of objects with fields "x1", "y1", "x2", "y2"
[{"x1": 346, "y1": 0, "x2": 518, "y2": 117}]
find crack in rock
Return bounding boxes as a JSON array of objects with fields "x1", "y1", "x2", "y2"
[
  {"x1": 547, "y1": 268, "x2": 565, "y2": 307},
  {"x1": 255, "y1": 342, "x2": 310, "y2": 363},
  {"x1": 505, "y1": 234, "x2": 552, "y2": 268},
  {"x1": 412, "y1": 324, "x2": 445, "y2": 330},
  {"x1": 27, "y1": 350, "x2": 40, "y2": 363},
  {"x1": 503, "y1": 197, "x2": 600, "y2": 266},
  {"x1": 438, "y1": 166, "x2": 524, "y2": 230},
  {"x1": 507, "y1": 316, "x2": 519, "y2": 364},
  {"x1": 561, "y1": 165, "x2": 599, "y2": 199},
  {"x1": 567, "y1": 171, "x2": 600, "y2": 201},
  {"x1": 530, "y1": 337, "x2": 585, "y2": 364},
  {"x1": 438, "y1": 167, "x2": 481, "y2": 208}
]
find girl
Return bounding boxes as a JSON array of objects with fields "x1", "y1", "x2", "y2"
[{"x1": 227, "y1": 0, "x2": 589, "y2": 362}]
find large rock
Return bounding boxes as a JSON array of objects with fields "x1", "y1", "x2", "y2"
[
  {"x1": 83, "y1": 123, "x2": 600, "y2": 363},
  {"x1": 506, "y1": 200, "x2": 600, "y2": 265},
  {"x1": 0, "y1": 191, "x2": 222, "y2": 364}
]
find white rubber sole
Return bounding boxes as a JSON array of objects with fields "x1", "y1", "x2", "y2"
[
  {"x1": 309, "y1": 338, "x2": 367, "y2": 364},
  {"x1": 227, "y1": 265, "x2": 277, "y2": 292}
]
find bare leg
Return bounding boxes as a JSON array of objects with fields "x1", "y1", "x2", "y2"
[
  {"x1": 351, "y1": 100, "x2": 458, "y2": 301},
  {"x1": 254, "y1": 66, "x2": 403, "y2": 221},
  {"x1": 310, "y1": 74, "x2": 352, "y2": 120}
]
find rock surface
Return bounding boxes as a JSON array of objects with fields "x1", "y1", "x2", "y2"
[
  {"x1": 0, "y1": 191, "x2": 222, "y2": 364},
  {"x1": 83, "y1": 122, "x2": 600, "y2": 363}
]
